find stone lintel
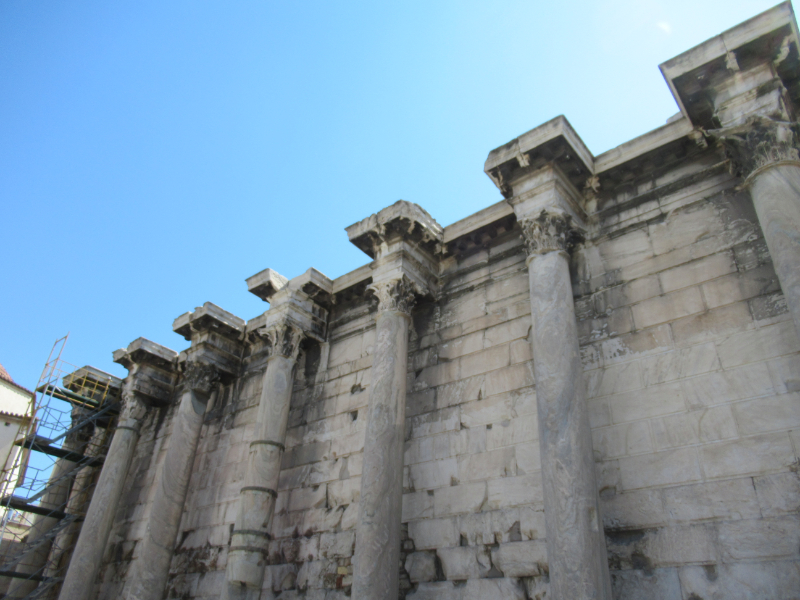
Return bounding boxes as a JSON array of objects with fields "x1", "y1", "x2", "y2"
[
  {"x1": 246, "y1": 268, "x2": 290, "y2": 302},
  {"x1": 484, "y1": 115, "x2": 594, "y2": 200},
  {"x1": 113, "y1": 338, "x2": 179, "y2": 405},
  {"x1": 178, "y1": 339, "x2": 241, "y2": 378},
  {"x1": 173, "y1": 302, "x2": 246, "y2": 342},
  {"x1": 346, "y1": 200, "x2": 443, "y2": 260},
  {"x1": 62, "y1": 366, "x2": 123, "y2": 401},
  {"x1": 507, "y1": 163, "x2": 587, "y2": 228},
  {"x1": 660, "y1": 1, "x2": 800, "y2": 128}
]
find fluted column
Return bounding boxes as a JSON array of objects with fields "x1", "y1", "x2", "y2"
[
  {"x1": 58, "y1": 393, "x2": 147, "y2": 600},
  {"x1": 520, "y1": 210, "x2": 611, "y2": 600},
  {"x1": 717, "y1": 117, "x2": 800, "y2": 337},
  {"x1": 124, "y1": 361, "x2": 219, "y2": 600},
  {"x1": 352, "y1": 277, "x2": 416, "y2": 600},
  {"x1": 224, "y1": 323, "x2": 304, "y2": 600}
]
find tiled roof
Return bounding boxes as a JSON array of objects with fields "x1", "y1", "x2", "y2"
[{"x1": 0, "y1": 362, "x2": 35, "y2": 397}]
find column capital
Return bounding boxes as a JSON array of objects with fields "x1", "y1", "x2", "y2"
[
  {"x1": 174, "y1": 302, "x2": 245, "y2": 377},
  {"x1": 119, "y1": 390, "x2": 148, "y2": 425},
  {"x1": 180, "y1": 360, "x2": 220, "y2": 394},
  {"x1": 256, "y1": 322, "x2": 305, "y2": 361},
  {"x1": 367, "y1": 276, "x2": 419, "y2": 316},
  {"x1": 711, "y1": 116, "x2": 800, "y2": 183},
  {"x1": 519, "y1": 209, "x2": 584, "y2": 258}
]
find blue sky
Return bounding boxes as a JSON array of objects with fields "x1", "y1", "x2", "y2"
[{"x1": 1, "y1": 0, "x2": 787, "y2": 389}]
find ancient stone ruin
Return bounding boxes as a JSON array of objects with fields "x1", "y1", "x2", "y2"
[{"x1": 51, "y1": 3, "x2": 800, "y2": 599}]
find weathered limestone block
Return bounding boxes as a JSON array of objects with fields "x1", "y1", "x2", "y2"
[
  {"x1": 436, "y1": 545, "x2": 492, "y2": 580},
  {"x1": 610, "y1": 568, "x2": 682, "y2": 600},
  {"x1": 490, "y1": 540, "x2": 548, "y2": 577},
  {"x1": 679, "y1": 561, "x2": 800, "y2": 600},
  {"x1": 404, "y1": 552, "x2": 437, "y2": 583}
]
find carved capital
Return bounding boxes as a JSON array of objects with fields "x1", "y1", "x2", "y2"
[
  {"x1": 182, "y1": 361, "x2": 220, "y2": 394},
  {"x1": 367, "y1": 277, "x2": 419, "y2": 315},
  {"x1": 257, "y1": 323, "x2": 305, "y2": 361},
  {"x1": 713, "y1": 116, "x2": 800, "y2": 181},
  {"x1": 519, "y1": 210, "x2": 584, "y2": 257},
  {"x1": 120, "y1": 391, "x2": 147, "y2": 424}
]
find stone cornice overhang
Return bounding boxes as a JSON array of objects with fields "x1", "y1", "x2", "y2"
[{"x1": 660, "y1": 1, "x2": 800, "y2": 129}]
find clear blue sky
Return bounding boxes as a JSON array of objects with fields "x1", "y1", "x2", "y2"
[{"x1": 1, "y1": 0, "x2": 786, "y2": 389}]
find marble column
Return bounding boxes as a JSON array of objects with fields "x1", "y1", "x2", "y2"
[
  {"x1": 720, "y1": 117, "x2": 800, "y2": 337},
  {"x1": 520, "y1": 210, "x2": 612, "y2": 600},
  {"x1": 224, "y1": 323, "x2": 303, "y2": 600},
  {"x1": 124, "y1": 361, "x2": 219, "y2": 600},
  {"x1": 352, "y1": 277, "x2": 416, "y2": 600},
  {"x1": 57, "y1": 393, "x2": 147, "y2": 600},
  {"x1": 7, "y1": 411, "x2": 86, "y2": 599}
]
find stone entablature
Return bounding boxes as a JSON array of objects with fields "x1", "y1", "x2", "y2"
[{"x1": 57, "y1": 4, "x2": 800, "y2": 600}]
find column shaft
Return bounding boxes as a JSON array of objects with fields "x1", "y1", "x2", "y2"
[
  {"x1": 352, "y1": 309, "x2": 409, "y2": 600},
  {"x1": 58, "y1": 413, "x2": 142, "y2": 600},
  {"x1": 225, "y1": 354, "x2": 295, "y2": 597},
  {"x1": 124, "y1": 387, "x2": 212, "y2": 600},
  {"x1": 527, "y1": 250, "x2": 611, "y2": 600},
  {"x1": 750, "y1": 163, "x2": 800, "y2": 336}
]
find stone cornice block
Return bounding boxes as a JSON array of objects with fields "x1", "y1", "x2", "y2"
[
  {"x1": 246, "y1": 268, "x2": 290, "y2": 302},
  {"x1": 484, "y1": 115, "x2": 594, "y2": 200},
  {"x1": 346, "y1": 200, "x2": 443, "y2": 260},
  {"x1": 113, "y1": 337, "x2": 179, "y2": 372},
  {"x1": 178, "y1": 345, "x2": 239, "y2": 378},
  {"x1": 660, "y1": 1, "x2": 800, "y2": 128},
  {"x1": 173, "y1": 302, "x2": 245, "y2": 341}
]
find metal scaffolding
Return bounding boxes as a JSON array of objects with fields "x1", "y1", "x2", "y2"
[{"x1": 0, "y1": 336, "x2": 121, "y2": 600}]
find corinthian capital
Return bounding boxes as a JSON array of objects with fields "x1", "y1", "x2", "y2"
[
  {"x1": 367, "y1": 277, "x2": 419, "y2": 315},
  {"x1": 712, "y1": 116, "x2": 800, "y2": 182},
  {"x1": 119, "y1": 390, "x2": 147, "y2": 424},
  {"x1": 257, "y1": 323, "x2": 305, "y2": 361},
  {"x1": 182, "y1": 361, "x2": 220, "y2": 394},
  {"x1": 519, "y1": 210, "x2": 584, "y2": 257}
]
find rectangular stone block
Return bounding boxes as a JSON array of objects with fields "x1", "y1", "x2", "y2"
[
  {"x1": 437, "y1": 545, "x2": 492, "y2": 580},
  {"x1": 601, "y1": 489, "x2": 666, "y2": 530},
  {"x1": 437, "y1": 374, "x2": 484, "y2": 409},
  {"x1": 718, "y1": 516, "x2": 800, "y2": 561},
  {"x1": 486, "y1": 413, "x2": 538, "y2": 450},
  {"x1": 610, "y1": 567, "x2": 682, "y2": 600},
  {"x1": 483, "y1": 363, "x2": 535, "y2": 397},
  {"x1": 514, "y1": 442, "x2": 541, "y2": 476},
  {"x1": 433, "y1": 482, "x2": 486, "y2": 517},
  {"x1": 408, "y1": 517, "x2": 459, "y2": 549},
  {"x1": 687, "y1": 369, "x2": 774, "y2": 416},
  {"x1": 650, "y1": 405, "x2": 737, "y2": 450},
  {"x1": 483, "y1": 317, "x2": 529, "y2": 349},
  {"x1": 319, "y1": 530, "x2": 355, "y2": 559},
  {"x1": 408, "y1": 458, "x2": 458, "y2": 490},
  {"x1": 402, "y1": 490, "x2": 434, "y2": 522},
  {"x1": 640, "y1": 342, "x2": 720, "y2": 387},
  {"x1": 457, "y1": 447, "x2": 516, "y2": 482},
  {"x1": 601, "y1": 325, "x2": 672, "y2": 366},
  {"x1": 659, "y1": 252, "x2": 736, "y2": 293},
  {"x1": 490, "y1": 540, "x2": 548, "y2": 577},
  {"x1": 618, "y1": 447, "x2": 701, "y2": 490},
  {"x1": 702, "y1": 262, "x2": 780, "y2": 309},
  {"x1": 632, "y1": 287, "x2": 705, "y2": 329},
  {"x1": 733, "y1": 393, "x2": 800, "y2": 435},
  {"x1": 438, "y1": 332, "x2": 484, "y2": 361},
  {"x1": 607, "y1": 382, "x2": 685, "y2": 424},
  {"x1": 663, "y1": 478, "x2": 761, "y2": 522},
  {"x1": 462, "y1": 578, "x2": 528, "y2": 599},
  {"x1": 716, "y1": 323, "x2": 800, "y2": 369},
  {"x1": 407, "y1": 407, "x2": 460, "y2": 439},
  {"x1": 754, "y1": 472, "x2": 800, "y2": 517},
  {"x1": 584, "y1": 360, "x2": 643, "y2": 399},
  {"x1": 460, "y1": 394, "x2": 514, "y2": 429},
  {"x1": 460, "y1": 345, "x2": 510, "y2": 378},
  {"x1": 592, "y1": 420, "x2": 654, "y2": 459},
  {"x1": 700, "y1": 433, "x2": 796, "y2": 479},
  {"x1": 486, "y1": 474, "x2": 543, "y2": 510},
  {"x1": 679, "y1": 561, "x2": 800, "y2": 600},
  {"x1": 670, "y1": 301, "x2": 753, "y2": 347}
]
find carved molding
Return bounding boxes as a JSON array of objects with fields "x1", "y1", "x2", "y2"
[
  {"x1": 367, "y1": 277, "x2": 419, "y2": 315},
  {"x1": 182, "y1": 361, "x2": 220, "y2": 394},
  {"x1": 519, "y1": 210, "x2": 584, "y2": 257},
  {"x1": 257, "y1": 323, "x2": 305, "y2": 361},
  {"x1": 713, "y1": 116, "x2": 800, "y2": 181}
]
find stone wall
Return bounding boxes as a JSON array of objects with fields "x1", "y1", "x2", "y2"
[{"x1": 58, "y1": 4, "x2": 800, "y2": 600}]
